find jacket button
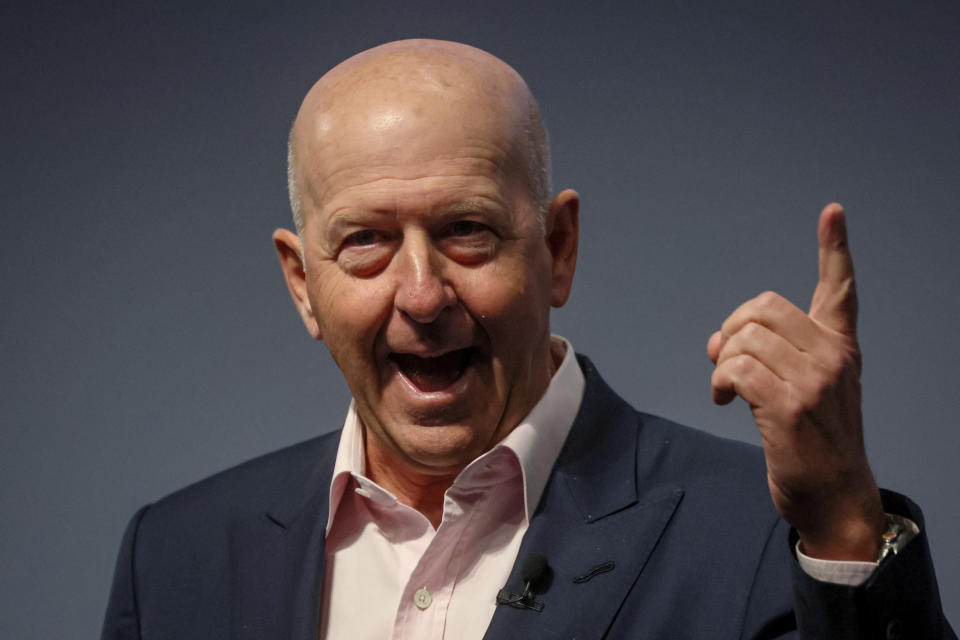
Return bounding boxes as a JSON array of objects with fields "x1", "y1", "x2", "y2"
[{"x1": 886, "y1": 618, "x2": 903, "y2": 639}]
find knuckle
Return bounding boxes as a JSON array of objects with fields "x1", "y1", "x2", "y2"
[
  {"x1": 731, "y1": 354, "x2": 755, "y2": 377},
  {"x1": 741, "y1": 321, "x2": 766, "y2": 342},
  {"x1": 718, "y1": 332, "x2": 743, "y2": 361},
  {"x1": 756, "y1": 290, "x2": 782, "y2": 309}
]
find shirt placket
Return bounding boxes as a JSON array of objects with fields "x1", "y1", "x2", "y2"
[{"x1": 390, "y1": 484, "x2": 486, "y2": 640}]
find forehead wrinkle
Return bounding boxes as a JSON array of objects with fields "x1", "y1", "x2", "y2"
[
  {"x1": 322, "y1": 176, "x2": 512, "y2": 221},
  {"x1": 307, "y1": 150, "x2": 516, "y2": 214},
  {"x1": 319, "y1": 126, "x2": 516, "y2": 173},
  {"x1": 324, "y1": 151, "x2": 509, "y2": 187}
]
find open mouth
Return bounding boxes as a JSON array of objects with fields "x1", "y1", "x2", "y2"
[{"x1": 391, "y1": 348, "x2": 474, "y2": 392}]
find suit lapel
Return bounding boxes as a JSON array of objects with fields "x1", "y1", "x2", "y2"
[
  {"x1": 483, "y1": 357, "x2": 683, "y2": 640},
  {"x1": 230, "y1": 435, "x2": 338, "y2": 640}
]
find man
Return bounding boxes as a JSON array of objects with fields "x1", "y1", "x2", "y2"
[{"x1": 102, "y1": 39, "x2": 954, "y2": 639}]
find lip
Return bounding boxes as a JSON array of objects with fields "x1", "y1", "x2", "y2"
[{"x1": 390, "y1": 346, "x2": 471, "y2": 358}]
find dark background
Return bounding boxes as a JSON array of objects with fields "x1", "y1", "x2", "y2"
[{"x1": 2, "y1": 1, "x2": 957, "y2": 636}]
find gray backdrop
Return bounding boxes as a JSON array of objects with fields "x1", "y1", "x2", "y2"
[{"x1": 2, "y1": 1, "x2": 957, "y2": 636}]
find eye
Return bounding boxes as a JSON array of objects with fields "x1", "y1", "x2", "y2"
[
  {"x1": 439, "y1": 219, "x2": 498, "y2": 265},
  {"x1": 342, "y1": 229, "x2": 380, "y2": 247},
  {"x1": 337, "y1": 229, "x2": 395, "y2": 277},
  {"x1": 446, "y1": 220, "x2": 489, "y2": 237}
]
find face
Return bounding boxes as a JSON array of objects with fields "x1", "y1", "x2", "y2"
[{"x1": 276, "y1": 55, "x2": 577, "y2": 477}]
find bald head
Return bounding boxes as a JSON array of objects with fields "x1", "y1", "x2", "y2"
[{"x1": 286, "y1": 39, "x2": 551, "y2": 236}]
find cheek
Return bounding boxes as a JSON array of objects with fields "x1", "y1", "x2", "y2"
[
  {"x1": 310, "y1": 273, "x2": 395, "y2": 354},
  {"x1": 460, "y1": 259, "x2": 552, "y2": 326}
]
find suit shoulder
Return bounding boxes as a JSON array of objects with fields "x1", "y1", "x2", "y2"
[
  {"x1": 637, "y1": 411, "x2": 765, "y2": 476},
  {"x1": 633, "y1": 411, "x2": 775, "y2": 518},
  {"x1": 143, "y1": 430, "x2": 341, "y2": 525}
]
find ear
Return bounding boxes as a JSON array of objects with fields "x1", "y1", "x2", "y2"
[
  {"x1": 272, "y1": 228, "x2": 323, "y2": 340},
  {"x1": 545, "y1": 189, "x2": 579, "y2": 307}
]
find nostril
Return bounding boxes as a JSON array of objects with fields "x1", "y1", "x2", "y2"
[{"x1": 395, "y1": 280, "x2": 456, "y2": 324}]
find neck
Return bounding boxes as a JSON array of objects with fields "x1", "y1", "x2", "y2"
[{"x1": 363, "y1": 438, "x2": 459, "y2": 529}]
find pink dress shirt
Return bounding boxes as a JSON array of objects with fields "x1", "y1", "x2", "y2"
[{"x1": 319, "y1": 338, "x2": 585, "y2": 640}]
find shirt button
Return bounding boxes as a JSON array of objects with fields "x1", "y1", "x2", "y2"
[
  {"x1": 413, "y1": 588, "x2": 432, "y2": 610},
  {"x1": 354, "y1": 487, "x2": 372, "y2": 498}
]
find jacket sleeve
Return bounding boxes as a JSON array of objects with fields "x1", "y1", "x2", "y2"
[
  {"x1": 101, "y1": 505, "x2": 150, "y2": 640},
  {"x1": 789, "y1": 490, "x2": 956, "y2": 640}
]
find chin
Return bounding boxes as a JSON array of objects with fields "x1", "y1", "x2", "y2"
[{"x1": 400, "y1": 424, "x2": 492, "y2": 472}]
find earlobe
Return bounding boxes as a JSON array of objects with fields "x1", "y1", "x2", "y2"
[
  {"x1": 545, "y1": 189, "x2": 580, "y2": 307},
  {"x1": 272, "y1": 228, "x2": 323, "y2": 340}
]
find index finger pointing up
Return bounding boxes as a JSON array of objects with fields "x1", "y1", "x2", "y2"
[{"x1": 809, "y1": 203, "x2": 858, "y2": 335}]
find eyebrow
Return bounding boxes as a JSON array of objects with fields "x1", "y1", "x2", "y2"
[
  {"x1": 321, "y1": 211, "x2": 383, "y2": 247},
  {"x1": 441, "y1": 199, "x2": 512, "y2": 225},
  {"x1": 325, "y1": 197, "x2": 508, "y2": 234},
  {"x1": 446, "y1": 200, "x2": 487, "y2": 216}
]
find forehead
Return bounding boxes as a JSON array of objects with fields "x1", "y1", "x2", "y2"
[
  {"x1": 306, "y1": 116, "x2": 523, "y2": 223},
  {"x1": 319, "y1": 172, "x2": 517, "y2": 236}
]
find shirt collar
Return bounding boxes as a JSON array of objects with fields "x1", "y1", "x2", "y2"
[{"x1": 325, "y1": 336, "x2": 585, "y2": 532}]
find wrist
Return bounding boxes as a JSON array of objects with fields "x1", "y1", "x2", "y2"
[{"x1": 797, "y1": 499, "x2": 886, "y2": 561}]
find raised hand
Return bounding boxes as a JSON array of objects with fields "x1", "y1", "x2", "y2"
[{"x1": 707, "y1": 204, "x2": 885, "y2": 560}]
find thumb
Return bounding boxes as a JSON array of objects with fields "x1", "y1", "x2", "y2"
[{"x1": 809, "y1": 203, "x2": 858, "y2": 334}]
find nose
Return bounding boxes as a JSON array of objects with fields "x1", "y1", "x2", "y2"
[{"x1": 393, "y1": 233, "x2": 457, "y2": 324}]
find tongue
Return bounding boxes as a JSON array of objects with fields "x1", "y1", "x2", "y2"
[{"x1": 395, "y1": 349, "x2": 471, "y2": 392}]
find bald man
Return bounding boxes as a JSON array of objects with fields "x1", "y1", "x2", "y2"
[{"x1": 102, "y1": 40, "x2": 954, "y2": 639}]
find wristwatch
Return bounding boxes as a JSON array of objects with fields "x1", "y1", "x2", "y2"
[{"x1": 878, "y1": 519, "x2": 904, "y2": 563}]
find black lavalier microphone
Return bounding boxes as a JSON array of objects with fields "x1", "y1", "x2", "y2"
[{"x1": 496, "y1": 552, "x2": 549, "y2": 612}]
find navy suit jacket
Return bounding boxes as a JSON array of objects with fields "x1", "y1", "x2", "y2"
[{"x1": 102, "y1": 356, "x2": 955, "y2": 639}]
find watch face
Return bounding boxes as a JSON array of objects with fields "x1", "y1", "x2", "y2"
[{"x1": 881, "y1": 523, "x2": 903, "y2": 543}]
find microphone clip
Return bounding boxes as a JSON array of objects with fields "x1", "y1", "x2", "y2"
[{"x1": 496, "y1": 585, "x2": 545, "y2": 612}]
